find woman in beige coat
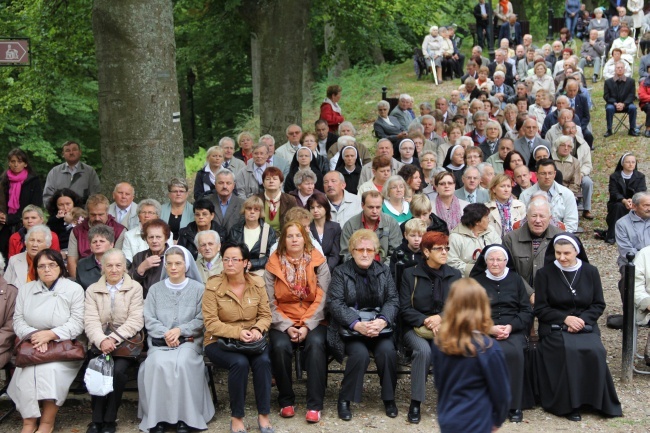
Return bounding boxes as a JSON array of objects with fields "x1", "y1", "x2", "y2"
[
  {"x1": 448, "y1": 203, "x2": 502, "y2": 277},
  {"x1": 486, "y1": 174, "x2": 526, "y2": 238},
  {"x1": 84, "y1": 248, "x2": 144, "y2": 433},
  {"x1": 0, "y1": 252, "x2": 17, "y2": 370}
]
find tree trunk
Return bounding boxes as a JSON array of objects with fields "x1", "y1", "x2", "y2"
[
  {"x1": 92, "y1": 0, "x2": 184, "y2": 203},
  {"x1": 251, "y1": 32, "x2": 261, "y2": 119},
  {"x1": 324, "y1": 23, "x2": 350, "y2": 78},
  {"x1": 511, "y1": 0, "x2": 527, "y2": 21},
  {"x1": 241, "y1": 0, "x2": 310, "y2": 142}
]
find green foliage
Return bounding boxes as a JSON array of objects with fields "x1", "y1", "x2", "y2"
[
  {"x1": 184, "y1": 146, "x2": 206, "y2": 175},
  {"x1": 0, "y1": 0, "x2": 99, "y2": 178}
]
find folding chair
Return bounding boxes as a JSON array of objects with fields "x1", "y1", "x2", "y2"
[{"x1": 613, "y1": 111, "x2": 630, "y2": 134}]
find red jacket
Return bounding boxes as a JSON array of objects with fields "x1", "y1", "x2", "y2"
[
  {"x1": 639, "y1": 81, "x2": 650, "y2": 109},
  {"x1": 319, "y1": 102, "x2": 344, "y2": 133},
  {"x1": 8, "y1": 230, "x2": 60, "y2": 258}
]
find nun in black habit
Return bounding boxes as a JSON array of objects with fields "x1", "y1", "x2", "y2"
[
  {"x1": 605, "y1": 152, "x2": 647, "y2": 243},
  {"x1": 533, "y1": 233, "x2": 622, "y2": 421},
  {"x1": 442, "y1": 144, "x2": 466, "y2": 187},
  {"x1": 470, "y1": 244, "x2": 533, "y2": 423}
]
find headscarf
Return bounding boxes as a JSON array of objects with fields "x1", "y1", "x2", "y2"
[
  {"x1": 443, "y1": 145, "x2": 466, "y2": 170},
  {"x1": 470, "y1": 243, "x2": 517, "y2": 279},
  {"x1": 335, "y1": 145, "x2": 360, "y2": 170},
  {"x1": 280, "y1": 251, "x2": 312, "y2": 300},
  {"x1": 6, "y1": 169, "x2": 28, "y2": 214},
  {"x1": 160, "y1": 245, "x2": 204, "y2": 284},
  {"x1": 615, "y1": 152, "x2": 637, "y2": 173},
  {"x1": 543, "y1": 232, "x2": 589, "y2": 267}
]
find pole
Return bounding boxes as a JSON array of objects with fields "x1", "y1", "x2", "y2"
[
  {"x1": 621, "y1": 252, "x2": 636, "y2": 382},
  {"x1": 546, "y1": 0, "x2": 554, "y2": 41},
  {"x1": 382, "y1": 86, "x2": 387, "y2": 101}
]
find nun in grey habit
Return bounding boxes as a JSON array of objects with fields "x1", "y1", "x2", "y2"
[{"x1": 137, "y1": 246, "x2": 215, "y2": 432}]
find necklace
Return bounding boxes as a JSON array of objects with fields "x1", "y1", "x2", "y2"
[{"x1": 559, "y1": 269, "x2": 578, "y2": 296}]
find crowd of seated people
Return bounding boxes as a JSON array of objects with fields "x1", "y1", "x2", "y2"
[{"x1": 3, "y1": 9, "x2": 649, "y2": 433}]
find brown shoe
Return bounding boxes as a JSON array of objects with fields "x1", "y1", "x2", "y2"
[{"x1": 582, "y1": 210, "x2": 594, "y2": 220}]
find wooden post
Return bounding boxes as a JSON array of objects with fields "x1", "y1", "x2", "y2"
[{"x1": 621, "y1": 252, "x2": 636, "y2": 382}]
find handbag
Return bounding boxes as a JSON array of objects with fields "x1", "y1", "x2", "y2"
[
  {"x1": 412, "y1": 277, "x2": 435, "y2": 340},
  {"x1": 90, "y1": 323, "x2": 145, "y2": 359},
  {"x1": 249, "y1": 224, "x2": 271, "y2": 277},
  {"x1": 338, "y1": 307, "x2": 393, "y2": 340},
  {"x1": 14, "y1": 331, "x2": 86, "y2": 368},
  {"x1": 216, "y1": 332, "x2": 269, "y2": 355}
]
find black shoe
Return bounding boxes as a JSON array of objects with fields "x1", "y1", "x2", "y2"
[
  {"x1": 384, "y1": 400, "x2": 398, "y2": 418},
  {"x1": 337, "y1": 400, "x2": 352, "y2": 421},
  {"x1": 592, "y1": 74, "x2": 598, "y2": 83},
  {"x1": 604, "y1": 130, "x2": 613, "y2": 137},
  {"x1": 644, "y1": 130, "x2": 650, "y2": 137},
  {"x1": 566, "y1": 410, "x2": 581, "y2": 422},
  {"x1": 605, "y1": 238, "x2": 616, "y2": 245},
  {"x1": 100, "y1": 423, "x2": 116, "y2": 433},
  {"x1": 151, "y1": 423, "x2": 166, "y2": 433},
  {"x1": 407, "y1": 404, "x2": 421, "y2": 424},
  {"x1": 86, "y1": 423, "x2": 102, "y2": 433},
  {"x1": 629, "y1": 129, "x2": 640, "y2": 137},
  {"x1": 177, "y1": 421, "x2": 190, "y2": 433},
  {"x1": 509, "y1": 409, "x2": 523, "y2": 423}
]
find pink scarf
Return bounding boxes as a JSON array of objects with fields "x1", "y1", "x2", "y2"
[
  {"x1": 436, "y1": 195, "x2": 462, "y2": 232},
  {"x1": 6, "y1": 169, "x2": 28, "y2": 214}
]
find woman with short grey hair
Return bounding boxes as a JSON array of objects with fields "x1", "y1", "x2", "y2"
[
  {"x1": 193, "y1": 145, "x2": 224, "y2": 201},
  {"x1": 381, "y1": 175, "x2": 412, "y2": 223},
  {"x1": 288, "y1": 169, "x2": 326, "y2": 209},
  {"x1": 123, "y1": 199, "x2": 169, "y2": 263},
  {"x1": 160, "y1": 177, "x2": 193, "y2": 241},
  {"x1": 5, "y1": 225, "x2": 52, "y2": 289},
  {"x1": 374, "y1": 101, "x2": 408, "y2": 146}
]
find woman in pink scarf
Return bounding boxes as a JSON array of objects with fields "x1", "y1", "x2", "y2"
[{"x1": 0, "y1": 149, "x2": 43, "y2": 258}]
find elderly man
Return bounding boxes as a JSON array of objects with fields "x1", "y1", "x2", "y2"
[
  {"x1": 520, "y1": 159, "x2": 579, "y2": 232},
  {"x1": 545, "y1": 40, "x2": 564, "y2": 71},
  {"x1": 479, "y1": 120, "x2": 502, "y2": 159},
  {"x1": 448, "y1": 90, "x2": 460, "y2": 115},
  {"x1": 545, "y1": 108, "x2": 583, "y2": 147},
  {"x1": 108, "y1": 182, "x2": 138, "y2": 230},
  {"x1": 43, "y1": 140, "x2": 101, "y2": 207},
  {"x1": 323, "y1": 171, "x2": 362, "y2": 228},
  {"x1": 122, "y1": 199, "x2": 174, "y2": 263},
  {"x1": 195, "y1": 230, "x2": 223, "y2": 283},
  {"x1": 507, "y1": 82, "x2": 535, "y2": 105},
  {"x1": 498, "y1": 14, "x2": 523, "y2": 48},
  {"x1": 517, "y1": 47, "x2": 536, "y2": 81},
  {"x1": 503, "y1": 198, "x2": 562, "y2": 303},
  {"x1": 579, "y1": 29, "x2": 605, "y2": 82},
  {"x1": 435, "y1": 97, "x2": 452, "y2": 123},
  {"x1": 67, "y1": 194, "x2": 127, "y2": 278},
  {"x1": 605, "y1": 15, "x2": 621, "y2": 53},
  {"x1": 488, "y1": 49, "x2": 516, "y2": 86},
  {"x1": 275, "y1": 124, "x2": 303, "y2": 162},
  {"x1": 259, "y1": 134, "x2": 289, "y2": 176},
  {"x1": 205, "y1": 168, "x2": 244, "y2": 234},
  {"x1": 340, "y1": 190, "x2": 402, "y2": 264},
  {"x1": 563, "y1": 80, "x2": 593, "y2": 145},
  {"x1": 604, "y1": 61, "x2": 639, "y2": 137},
  {"x1": 512, "y1": 165, "x2": 534, "y2": 198},
  {"x1": 315, "y1": 119, "x2": 339, "y2": 156},
  {"x1": 236, "y1": 142, "x2": 270, "y2": 199},
  {"x1": 359, "y1": 139, "x2": 404, "y2": 184},
  {"x1": 477, "y1": 162, "x2": 496, "y2": 189},
  {"x1": 541, "y1": 95, "x2": 575, "y2": 138},
  {"x1": 390, "y1": 94, "x2": 416, "y2": 130},
  {"x1": 421, "y1": 115, "x2": 445, "y2": 148},
  {"x1": 466, "y1": 110, "x2": 489, "y2": 146},
  {"x1": 491, "y1": 71, "x2": 515, "y2": 107},
  {"x1": 514, "y1": 118, "x2": 551, "y2": 165},
  {"x1": 454, "y1": 166, "x2": 489, "y2": 203},
  {"x1": 219, "y1": 136, "x2": 246, "y2": 172}
]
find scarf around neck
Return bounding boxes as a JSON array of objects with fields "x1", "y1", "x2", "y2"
[
  {"x1": 265, "y1": 191, "x2": 281, "y2": 221},
  {"x1": 6, "y1": 169, "x2": 28, "y2": 214},
  {"x1": 436, "y1": 194, "x2": 462, "y2": 232},
  {"x1": 280, "y1": 252, "x2": 312, "y2": 300},
  {"x1": 324, "y1": 97, "x2": 342, "y2": 114}
]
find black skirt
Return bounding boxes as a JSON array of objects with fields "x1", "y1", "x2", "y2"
[{"x1": 496, "y1": 332, "x2": 527, "y2": 411}]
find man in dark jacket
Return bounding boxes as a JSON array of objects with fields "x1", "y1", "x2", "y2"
[
  {"x1": 177, "y1": 199, "x2": 227, "y2": 259},
  {"x1": 604, "y1": 61, "x2": 639, "y2": 136},
  {"x1": 498, "y1": 14, "x2": 522, "y2": 48},
  {"x1": 473, "y1": 0, "x2": 492, "y2": 49}
]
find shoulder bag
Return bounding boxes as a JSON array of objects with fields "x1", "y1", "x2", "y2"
[
  {"x1": 411, "y1": 277, "x2": 435, "y2": 340},
  {"x1": 216, "y1": 331, "x2": 269, "y2": 355},
  {"x1": 249, "y1": 224, "x2": 270, "y2": 277},
  {"x1": 14, "y1": 331, "x2": 86, "y2": 368},
  {"x1": 90, "y1": 323, "x2": 145, "y2": 359}
]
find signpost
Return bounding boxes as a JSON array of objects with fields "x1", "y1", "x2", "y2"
[{"x1": 0, "y1": 39, "x2": 30, "y2": 66}]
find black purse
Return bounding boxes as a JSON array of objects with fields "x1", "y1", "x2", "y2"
[
  {"x1": 150, "y1": 336, "x2": 195, "y2": 347},
  {"x1": 216, "y1": 332, "x2": 269, "y2": 355},
  {"x1": 338, "y1": 307, "x2": 393, "y2": 340}
]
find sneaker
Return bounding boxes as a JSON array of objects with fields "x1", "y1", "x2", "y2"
[
  {"x1": 279, "y1": 406, "x2": 295, "y2": 418},
  {"x1": 305, "y1": 410, "x2": 321, "y2": 423}
]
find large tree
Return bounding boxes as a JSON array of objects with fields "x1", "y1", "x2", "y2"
[{"x1": 92, "y1": 0, "x2": 184, "y2": 202}]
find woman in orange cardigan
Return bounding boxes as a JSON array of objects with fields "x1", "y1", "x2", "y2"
[
  {"x1": 264, "y1": 221, "x2": 331, "y2": 423},
  {"x1": 319, "y1": 85, "x2": 344, "y2": 133}
]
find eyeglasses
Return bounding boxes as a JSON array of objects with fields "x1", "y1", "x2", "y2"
[
  {"x1": 430, "y1": 246, "x2": 451, "y2": 252},
  {"x1": 37, "y1": 263, "x2": 59, "y2": 270},
  {"x1": 139, "y1": 211, "x2": 158, "y2": 216},
  {"x1": 353, "y1": 248, "x2": 376, "y2": 255},
  {"x1": 223, "y1": 258, "x2": 244, "y2": 264},
  {"x1": 169, "y1": 189, "x2": 187, "y2": 194},
  {"x1": 486, "y1": 258, "x2": 506, "y2": 263}
]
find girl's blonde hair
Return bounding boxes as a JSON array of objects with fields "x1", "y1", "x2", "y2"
[{"x1": 434, "y1": 278, "x2": 494, "y2": 357}]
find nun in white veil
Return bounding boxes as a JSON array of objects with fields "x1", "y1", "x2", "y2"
[{"x1": 137, "y1": 245, "x2": 215, "y2": 432}]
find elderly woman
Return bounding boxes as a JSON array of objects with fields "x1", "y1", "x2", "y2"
[
  {"x1": 285, "y1": 148, "x2": 324, "y2": 194},
  {"x1": 335, "y1": 145, "x2": 362, "y2": 194},
  {"x1": 256, "y1": 167, "x2": 298, "y2": 237},
  {"x1": 327, "y1": 229, "x2": 399, "y2": 421},
  {"x1": 470, "y1": 245, "x2": 533, "y2": 423},
  {"x1": 308, "y1": 194, "x2": 341, "y2": 272},
  {"x1": 8, "y1": 249, "x2": 84, "y2": 433},
  {"x1": 442, "y1": 144, "x2": 466, "y2": 186},
  {"x1": 528, "y1": 89, "x2": 555, "y2": 131},
  {"x1": 400, "y1": 231, "x2": 461, "y2": 423},
  {"x1": 9, "y1": 205, "x2": 61, "y2": 258},
  {"x1": 234, "y1": 131, "x2": 255, "y2": 164},
  {"x1": 193, "y1": 145, "x2": 225, "y2": 201},
  {"x1": 374, "y1": 101, "x2": 407, "y2": 147},
  {"x1": 203, "y1": 242, "x2": 273, "y2": 433},
  {"x1": 161, "y1": 178, "x2": 194, "y2": 242},
  {"x1": 138, "y1": 246, "x2": 214, "y2": 433},
  {"x1": 357, "y1": 155, "x2": 393, "y2": 195},
  {"x1": 465, "y1": 147, "x2": 484, "y2": 168},
  {"x1": 552, "y1": 136, "x2": 582, "y2": 195},
  {"x1": 320, "y1": 85, "x2": 344, "y2": 133},
  {"x1": 287, "y1": 169, "x2": 326, "y2": 209},
  {"x1": 429, "y1": 171, "x2": 469, "y2": 232},
  {"x1": 195, "y1": 230, "x2": 223, "y2": 283},
  {"x1": 381, "y1": 175, "x2": 412, "y2": 224},
  {"x1": 440, "y1": 27, "x2": 458, "y2": 80},
  {"x1": 0, "y1": 149, "x2": 43, "y2": 259},
  {"x1": 264, "y1": 222, "x2": 330, "y2": 422},
  {"x1": 46, "y1": 188, "x2": 82, "y2": 253},
  {"x1": 502, "y1": 104, "x2": 519, "y2": 137},
  {"x1": 76, "y1": 224, "x2": 116, "y2": 290},
  {"x1": 422, "y1": 26, "x2": 444, "y2": 82},
  {"x1": 587, "y1": 7, "x2": 608, "y2": 39},
  {"x1": 229, "y1": 196, "x2": 278, "y2": 273},
  {"x1": 605, "y1": 153, "x2": 646, "y2": 244},
  {"x1": 448, "y1": 203, "x2": 502, "y2": 277},
  {"x1": 129, "y1": 219, "x2": 171, "y2": 297},
  {"x1": 0, "y1": 253, "x2": 17, "y2": 370},
  {"x1": 5, "y1": 225, "x2": 51, "y2": 289},
  {"x1": 123, "y1": 199, "x2": 171, "y2": 264},
  {"x1": 526, "y1": 61, "x2": 556, "y2": 95},
  {"x1": 602, "y1": 48, "x2": 632, "y2": 80},
  {"x1": 610, "y1": 25, "x2": 636, "y2": 65},
  {"x1": 486, "y1": 174, "x2": 526, "y2": 238},
  {"x1": 84, "y1": 249, "x2": 144, "y2": 433},
  {"x1": 534, "y1": 234, "x2": 622, "y2": 421}
]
